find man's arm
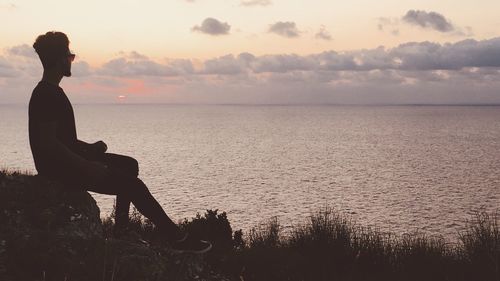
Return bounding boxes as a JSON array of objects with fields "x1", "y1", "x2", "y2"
[
  {"x1": 77, "y1": 139, "x2": 108, "y2": 156},
  {"x1": 39, "y1": 121, "x2": 108, "y2": 182},
  {"x1": 77, "y1": 139, "x2": 91, "y2": 148}
]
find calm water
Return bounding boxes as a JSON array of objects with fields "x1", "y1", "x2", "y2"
[{"x1": 1, "y1": 104, "x2": 499, "y2": 240}]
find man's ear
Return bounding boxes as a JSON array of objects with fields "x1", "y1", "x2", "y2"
[
  {"x1": 52, "y1": 57, "x2": 63, "y2": 71},
  {"x1": 56, "y1": 56, "x2": 68, "y2": 75}
]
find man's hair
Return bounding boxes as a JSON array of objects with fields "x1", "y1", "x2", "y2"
[{"x1": 33, "y1": 31, "x2": 70, "y2": 69}]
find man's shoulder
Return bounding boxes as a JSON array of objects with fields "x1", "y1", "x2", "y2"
[
  {"x1": 30, "y1": 82, "x2": 62, "y2": 104},
  {"x1": 29, "y1": 82, "x2": 66, "y2": 115}
]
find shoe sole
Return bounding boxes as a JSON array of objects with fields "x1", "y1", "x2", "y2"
[{"x1": 170, "y1": 241, "x2": 213, "y2": 254}]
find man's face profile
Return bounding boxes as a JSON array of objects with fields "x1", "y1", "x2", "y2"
[{"x1": 62, "y1": 49, "x2": 74, "y2": 77}]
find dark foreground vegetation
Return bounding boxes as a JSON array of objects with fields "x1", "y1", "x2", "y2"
[
  {"x1": 1, "y1": 169, "x2": 499, "y2": 281},
  {"x1": 119, "y1": 207, "x2": 499, "y2": 281}
]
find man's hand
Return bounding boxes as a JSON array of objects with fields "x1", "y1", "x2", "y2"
[{"x1": 91, "y1": 141, "x2": 108, "y2": 154}]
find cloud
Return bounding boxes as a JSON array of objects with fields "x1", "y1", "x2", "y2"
[
  {"x1": 201, "y1": 54, "x2": 251, "y2": 75},
  {"x1": 377, "y1": 17, "x2": 400, "y2": 36},
  {"x1": 240, "y1": 0, "x2": 272, "y2": 6},
  {"x1": 33, "y1": 37, "x2": 500, "y2": 79},
  {"x1": 3, "y1": 37, "x2": 500, "y2": 104},
  {"x1": 4, "y1": 37, "x2": 500, "y2": 79},
  {"x1": 192, "y1": 18, "x2": 231, "y2": 36},
  {"x1": 0, "y1": 3, "x2": 16, "y2": 10},
  {"x1": 380, "y1": 12, "x2": 471, "y2": 36},
  {"x1": 251, "y1": 54, "x2": 316, "y2": 73},
  {"x1": 323, "y1": 38, "x2": 500, "y2": 71},
  {"x1": 268, "y1": 21, "x2": 300, "y2": 38},
  {"x1": 1, "y1": 45, "x2": 41, "y2": 77},
  {"x1": 6, "y1": 44, "x2": 38, "y2": 59},
  {"x1": 377, "y1": 17, "x2": 392, "y2": 31},
  {"x1": 124, "y1": 51, "x2": 149, "y2": 60},
  {"x1": 402, "y1": 10, "x2": 455, "y2": 33},
  {"x1": 71, "y1": 61, "x2": 92, "y2": 77},
  {"x1": 389, "y1": 38, "x2": 500, "y2": 70},
  {"x1": 0, "y1": 56, "x2": 18, "y2": 77},
  {"x1": 315, "y1": 26, "x2": 332, "y2": 40},
  {"x1": 198, "y1": 37, "x2": 500, "y2": 74},
  {"x1": 98, "y1": 52, "x2": 194, "y2": 77}
]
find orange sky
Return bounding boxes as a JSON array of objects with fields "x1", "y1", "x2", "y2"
[
  {"x1": 2, "y1": 0, "x2": 500, "y2": 104},
  {"x1": 2, "y1": 0, "x2": 500, "y2": 65}
]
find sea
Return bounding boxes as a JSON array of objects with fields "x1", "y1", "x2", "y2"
[{"x1": 1, "y1": 104, "x2": 499, "y2": 240}]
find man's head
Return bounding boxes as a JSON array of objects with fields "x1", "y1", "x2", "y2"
[{"x1": 33, "y1": 31, "x2": 74, "y2": 77}]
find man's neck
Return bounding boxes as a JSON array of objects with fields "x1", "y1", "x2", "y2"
[{"x1": 41, "y1": 70, "x2": 63, "y2": 87}]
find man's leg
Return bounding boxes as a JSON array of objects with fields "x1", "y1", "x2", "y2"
[
  {"x1": 55, "y1": 152, "x2": 211, "y2": 253},
  {"x1": 115, "y1": 194, "x2": 131, "y2": 230},
  {"x1": 84, "y1": 156, "x2": 183, "y2": 241},
  {"x1": 90, "y1": 172, "x2": 212, "y2": 253},
  {"x1": 99, "y1": 153, "x2": 137, "y2": 230}
]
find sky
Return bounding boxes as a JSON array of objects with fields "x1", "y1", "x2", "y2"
[{"x1": 1, "y1": 0, "x2": 500, "y2": 104}]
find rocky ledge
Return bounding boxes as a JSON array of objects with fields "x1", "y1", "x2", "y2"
[{"x1": 0, "y1": 170, "x2": 230, "y2": 281}]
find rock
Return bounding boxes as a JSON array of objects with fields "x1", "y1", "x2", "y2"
[
  {"x1": 0, "y1": 172, "x2": 104, "y2": 280},
  {"x1": 0, "y1": 171, "x2": 231, "y2": 281}
]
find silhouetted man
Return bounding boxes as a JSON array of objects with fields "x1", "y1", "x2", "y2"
[{"x1": 29, "y1": 31, "x2": 211, "y2": 254}]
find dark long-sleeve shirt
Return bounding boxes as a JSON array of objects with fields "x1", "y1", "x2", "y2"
[{"x1": 28, "y1": 80, "x2": 83, "y2": 176}]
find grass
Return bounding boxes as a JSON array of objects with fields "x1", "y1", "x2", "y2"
[
  {"x1": 242, "y1": 208, "x2": 499, "y2": 281},
  {"x1": 1, "y1": 169, "x2": 499, "y2": 280},
  {"x1": 99, "y1": 206, "x2": 500, "y2": 281}
]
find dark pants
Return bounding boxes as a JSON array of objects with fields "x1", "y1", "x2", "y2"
[{"x1": 55, "y1": 153, "x2": 182, "y2": 241}]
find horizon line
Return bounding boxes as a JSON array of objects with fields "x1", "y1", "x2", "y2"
[{"x1": 2, "y1": 102, "x2": 500, "y2": 107}]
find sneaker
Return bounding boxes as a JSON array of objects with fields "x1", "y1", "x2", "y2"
[{"x1": 170, "y1": 234, "x2": 213, "y2": 254}]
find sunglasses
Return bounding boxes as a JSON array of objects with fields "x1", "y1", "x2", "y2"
[{"x1": 67, "y1": 52, "x2": 76, "y2": 62}]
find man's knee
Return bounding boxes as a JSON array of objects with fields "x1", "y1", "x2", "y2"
[{"x1": 106, "y1": 153, "x2": 139, "y2": 178}]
